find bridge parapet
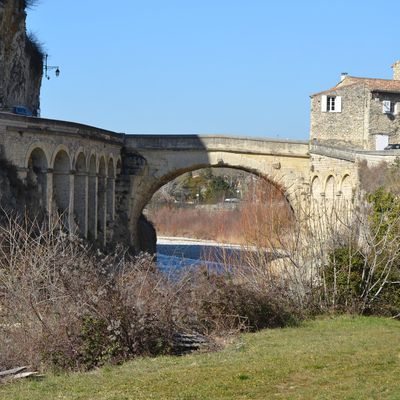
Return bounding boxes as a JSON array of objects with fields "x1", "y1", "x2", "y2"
[
  {"x1": 310, "y1": 142, "x2": 400, "y2": 165},
  {"x1": 125, "y1": 135, "x2": 310, "y2": 158},
  {"x1": 0, "y1": 112, "x2": 124, "y2": 145},
  {"x1": 310, "y1": 143, "x2": 357, "y2": 162}
]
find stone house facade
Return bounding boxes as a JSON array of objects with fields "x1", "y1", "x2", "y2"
[{"x1": 310, "y1": 61, "x2": 400, "y2": 150}]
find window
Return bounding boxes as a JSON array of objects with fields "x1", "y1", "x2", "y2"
[
  {"x1": 382, "y1": 100, "x2": 396, "y2": 114},
  {"x1": 327, "y1": 96, "x2": 335, "y2": 111},
  {"x1": 321, "y1": 95, "x2": 342, "y2": 113}
]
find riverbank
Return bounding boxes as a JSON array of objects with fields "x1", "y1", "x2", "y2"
[
  {"x1": 158, "y1": 235, "x2": 244, "y2": 248},
  {"x1": 2, "y1": 316, "x2": 398, "y2": 399},
  {"x1": 146, "y1": 197, "x2": 293, "y2": 246}
]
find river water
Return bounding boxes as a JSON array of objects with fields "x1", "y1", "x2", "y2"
[{"x1": 156, "y1": 236, "x2": 245, "y2": 273}]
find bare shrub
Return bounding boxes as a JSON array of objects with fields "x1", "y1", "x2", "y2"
[
  {"x1": 0, "y1": 213, "x2": 177, "y2": 370},
  {"x1": 252, "y1": 191, "x2": 400, "y2": 318},
  {"x1": 0, "y1": 211, "x2": 302, "y2": 372}
]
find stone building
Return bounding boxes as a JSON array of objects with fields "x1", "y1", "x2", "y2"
[{"x1": 310, "y1": 61, "x2": 400, "y2": 150}]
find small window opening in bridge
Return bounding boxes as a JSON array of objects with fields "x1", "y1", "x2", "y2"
[{"x1": 144, "y1": 167, "x2": 294, "y2": 251}]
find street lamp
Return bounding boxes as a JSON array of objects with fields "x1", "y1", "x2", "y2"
[{"x1": 44, "y1": 54, "x2": 60, "y2": 80}]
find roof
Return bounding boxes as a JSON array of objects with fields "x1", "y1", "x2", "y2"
[{"x1": 310, "y1": 76, "x2": 400, "y2": 97}]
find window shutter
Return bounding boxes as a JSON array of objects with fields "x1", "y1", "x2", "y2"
[
  {"x1": 335, "y1": 96, "x2": 342, "y2": 113},
  {"x1": 321, "y1": 95, "x2": 327, "y2": 112},
  {"x1": 395, "y1": 102, "x2": 399, "y2": 115},
  {"x1": 383, "y1": 100, "x2": 391, "y2": 113}
]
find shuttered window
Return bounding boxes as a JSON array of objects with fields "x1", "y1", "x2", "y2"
[
  {"x1": 383, "y1": 100, "x2": 391, "y2": 114},
  {"x1": 321, "y1": 95, "x2": 342, "y2": 113},
  {"x1": 382, "y1": 101, "x2": 397, "y2": 114}
]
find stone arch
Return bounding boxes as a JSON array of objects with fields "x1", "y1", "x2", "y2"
[
  {"x1": 24, "y1": 142, "x2": 51, "y2": 171},
  {"x1": 135, "y1": 163, "x2": 295, "y2": 251},
  {"x1": 97, "y1": 156, "x2": 107, "y2": 244},
  {"x1": 88, "y1": 154, "x2": 97, "y2": 239},
  {"x1": 122, "y1": 145, "x2": 308, "y2": 251},
  {"x1": 324, "y1": 175, "x2": 336, "y2": 200},
  {"x1": 26, "y1": 147, "x2": 48, "y2": 210},
  {"x1": 50, "y1": 145, "x2": 71, "y2": 170},
  {"x1": 74, "y1": 152, "x2": 87, "y2": 237},
  {"x1": 340, "y1": 174, "x2": 352, "y2": 201},
  {"x1": 53, "y1": 149, "x2": 71, "y2": 214}
]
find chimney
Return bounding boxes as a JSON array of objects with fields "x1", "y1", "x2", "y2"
[
  {"x1": 392, "y1": 61, "x2": 400, "y2": 80},
  {"x1": 340, "y1": 72, "x2": 348, "y2": 81}
]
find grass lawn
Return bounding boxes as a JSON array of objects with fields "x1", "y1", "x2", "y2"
[{"x1": 1, "y1": 316, "x2": 399, "y2": 399}]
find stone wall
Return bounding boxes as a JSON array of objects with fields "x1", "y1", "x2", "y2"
[{"x1": 310, "y1": 83, "x2": 368, "y2": 149}]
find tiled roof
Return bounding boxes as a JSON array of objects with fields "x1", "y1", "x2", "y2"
[{"x1": 311, "y1": 76, "x2": 400, "y2": 97}]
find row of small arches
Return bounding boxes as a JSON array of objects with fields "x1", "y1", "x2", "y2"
[
  {"x1": 311, "y1": 174, "x2": 352, "y2": 200},
  {"x1": 26, "y1": 146, "x2": 121, "y2": 244},
  {"x1": 26, "y1": 145, "x2": 121, "y2": 177}
]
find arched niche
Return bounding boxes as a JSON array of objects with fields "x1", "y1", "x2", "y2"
[
  {"x1": 27, "y1": 147, "x2": 48, "y2": 210},
  {"x1": 74, "y1": 152, "x2": 87, "y2": 236},
  {"x1": 107, "y1": 158, "x2": 115, "y2": 223},
  {"x1": 88, "y1": 154, "x2": 97, "y2": 240},
  {"x1": 97, "y1": 157, "x2": 107, "y2": 243},
  {"x1": 53, "y1": 150, "x2": 71, "y2": 213},
  {"x1": 341, "y1": 175, "x2": 352, "y2": 201},
  {"x1": 325, "y1": 175, "x2": 336, "y2": 200},
  {"x1": 311, "y1": 176, "x2": 321, "y2": 198},
  {"x1": 116, "y1": 159, "x2": 122, "y2": 176}
]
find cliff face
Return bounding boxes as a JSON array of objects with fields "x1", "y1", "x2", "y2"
[{"x1": 0, "y1": 0, "x2": 43, "y2": 114}]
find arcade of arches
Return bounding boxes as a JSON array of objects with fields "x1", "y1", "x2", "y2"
[
  {"x1": 310, "y1": 174, "x2": 353, "y2": 201},
  {"x1": 26, "y1": 146, "x2": 121, "y2": 245}
]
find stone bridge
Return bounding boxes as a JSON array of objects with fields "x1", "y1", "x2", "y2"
[
  {"x1": 123, "y1": 135, "x2": 310, "y2": 244},
  {"x1": 0, "y1": 112, "x2": 394, "y2": 251}
]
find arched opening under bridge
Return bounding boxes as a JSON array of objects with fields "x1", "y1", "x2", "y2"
[{"x1": 143, "y1": 166, "x2": 294, "y2": 250}]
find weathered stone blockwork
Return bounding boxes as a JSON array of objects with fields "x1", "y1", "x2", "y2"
[{"x1": 311, "y1": 83, "x2": 367, "y2": 148}]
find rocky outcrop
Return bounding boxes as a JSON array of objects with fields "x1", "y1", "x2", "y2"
[
  {"x1": 0, "y1": 0, "x2": 43, "y2": 114},
  {"x1": 0, "y1": 156, "x2": 43, "y2": 219}
]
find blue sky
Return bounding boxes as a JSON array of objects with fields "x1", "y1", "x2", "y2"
[{"x1": 27, "y1": 0, "x2": 400, "y2": 139}]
